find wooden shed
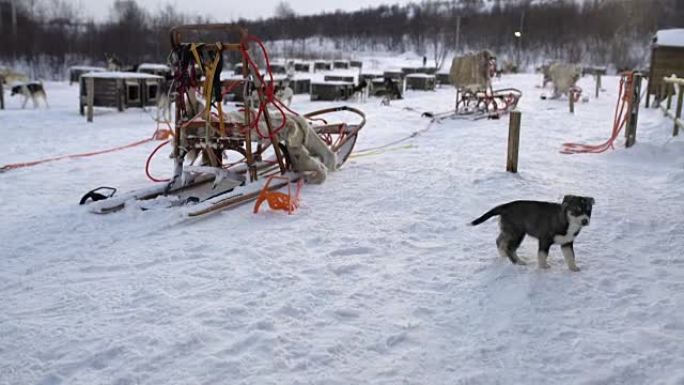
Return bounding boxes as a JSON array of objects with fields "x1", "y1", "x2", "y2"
[
  {"x1": 79, "y1": 72, "x2": 163, "y2": 117},
  {"x1": 646, "y1": 29, "x2": 684, "y2": 107},
  {"x1": 405, "y1": 74, "x2": 436, "y2": 91},
  {"x1": 69, "y1": 66, "x2": 106, "y2": 85}
]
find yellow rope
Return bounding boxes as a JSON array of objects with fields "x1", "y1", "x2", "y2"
[{"x1": 350, "y1": 144, "x2": 415, "y2": 159}]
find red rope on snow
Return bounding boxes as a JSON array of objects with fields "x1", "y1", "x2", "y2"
[{"x1": 560, "y1": 72, "x2": 634, "y2": 154}]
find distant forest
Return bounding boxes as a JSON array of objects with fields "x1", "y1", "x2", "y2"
[{"x1": 0, "y1": 0, "x2": 681, "y2": 78}]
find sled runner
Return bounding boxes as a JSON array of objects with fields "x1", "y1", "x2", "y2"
[{"x1": 81, "y1": 24, "x2": 365, "y2": 217}]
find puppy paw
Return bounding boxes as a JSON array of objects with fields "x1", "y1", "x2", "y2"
[
  {"x1": 515, "y1": 259, "x2": 527, "y2": 266},
  {"x1": 569, "y1": 266, "x2": 581, "y2": 272},
  {"x1": 538, "y1": 263, "x2": 551, "y2": 269}
]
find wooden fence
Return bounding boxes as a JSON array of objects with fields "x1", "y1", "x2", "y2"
[{"x1": 659, "y1": 75, "x2": 684, "y2": 136}]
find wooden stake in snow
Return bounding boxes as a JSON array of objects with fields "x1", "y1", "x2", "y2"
[
  {"x1": 507, "y1": 110, "x2": 521, "y2": 173},
  {"x1": 86, "y1": 77, "x2": 94, "y2": 123},
  {"x1": 0, "y1": 76, "x2": 4, "y2": 110}
]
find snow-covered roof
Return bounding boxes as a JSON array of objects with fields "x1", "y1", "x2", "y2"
[
  {"x1": 138, "y1": 63, "x2": 170, "y2": 71},
  {"x1": 406, "y1": 73, "x2": 435, "y2": 79},
  {"x1": 654, "y1": 29, "x2": 684, "y2": 48},
  {"x1": 312, "y1": 80, "x2": 353, "y2": 86},
  {"x1": 81, "y1": 71, "x2": 162, "y2": 79},
  {"x1": 69, "y1": 66, "x2": 106, "y2": 71}
]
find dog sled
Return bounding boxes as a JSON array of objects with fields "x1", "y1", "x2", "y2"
[
  {"x1": 421, "y1": 51, "x2": 522, "y2": 121},
  {"x1": 80, "y1": 24, "x2": 365, "y2": 217}
]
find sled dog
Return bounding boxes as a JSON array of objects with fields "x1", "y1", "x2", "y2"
[
  {"x1": 470, "y1": 195, "x2": 594, "y2": 271},
  {"x1": 11, "y1": 82, "x2": 49, "y2": 109}
]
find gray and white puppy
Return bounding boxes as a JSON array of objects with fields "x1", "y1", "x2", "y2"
[{"x1": 470, "y1": 195, "x2": 594, "y2": 271}]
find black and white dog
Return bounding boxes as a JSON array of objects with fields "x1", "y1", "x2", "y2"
[
  {"x1": 11, "y1": 82, "x2": 49, "y2": 109},
  {"x1": 470, "y1": 195, "x2": 594, "y2": 271}
]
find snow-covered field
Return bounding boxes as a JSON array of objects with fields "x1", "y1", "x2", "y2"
[{"x1": 1, "y1": 72, "x2": 684, "y2": 385}]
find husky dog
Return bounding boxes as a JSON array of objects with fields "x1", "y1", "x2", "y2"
[
  {"x1": 275, "y1": 83, "x2": 294, "y2": 106},
  {"x1": 11, "y1": 82, "x2": 49, "y2": 109},
  {"x1": 470, "y1": 195, "x2": 594, "y2": 271},
  {"x1": 347, "y1": 79, "x2": 370, "y2": 102}
]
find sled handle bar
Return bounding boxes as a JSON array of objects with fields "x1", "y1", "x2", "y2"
[{"x1": 170, "y1": 24, "x2": 248, "y2": 48}]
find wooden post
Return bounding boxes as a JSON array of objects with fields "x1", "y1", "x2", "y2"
[
  {"x1": 86, "y1": 77, "x2": 94, "y2": 122},
  {"x1": 674, "y1": 88, "x2": 683, "y2": 137},
  {"x1": 0, "y1": 76, "x2": 4, "y2": 110},
  {"x1": 595, "y1": 73, "x2": 601, "y2": 98},
  {"x1": 569, "y1": 92, "x2": 575, "y2": 114},
  {"x1": 507, "y1": 110, "x2": 521, "y2": 173},
  {"x1": 666, "y1": 83, "x2": 673, "y2": 112},
  {"x1": 625, "y1": 74, "x2": 642, "y2": 148}
]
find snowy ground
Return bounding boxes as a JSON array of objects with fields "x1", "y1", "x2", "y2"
[{"x1": 1, "y1": 72, "x2": 684, "y2": 385}]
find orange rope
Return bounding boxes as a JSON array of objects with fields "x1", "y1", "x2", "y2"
[
  {"x1": 560, "y1": 72, "x2": 634, "y2": 154},
  {"x1": 1, "y1": 136, "x2": 157, "y2": 173}
]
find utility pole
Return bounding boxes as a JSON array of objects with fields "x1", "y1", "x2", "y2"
[
  {"x1": 455, "y1": 16, "x2": 461, "y2": 54},
  {"x1": 11, "y1": 0, "x2": 17, "y2": 36},
  {"x1": 516, "y1": 10, "x2": 525, "y2": 70}
]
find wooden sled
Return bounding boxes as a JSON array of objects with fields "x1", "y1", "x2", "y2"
[{"x1": 81, "y1": 24, "x2": 365, "y2": 218}]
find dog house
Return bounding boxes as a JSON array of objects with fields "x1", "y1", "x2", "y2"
[
  {"x1": 79, "y1": 72, "x2": 163, "y2": 117},
  {"x1": 646, "y1": 29, "x2": 684, "y2": 107},
  {"x1": 137, "y1": 63, "x2": 171, "y2": 78},
  {"x1": 333, "y1": 60, "x2": 350, "y2": 70},
  {"x1": 270, "y1": 64, "x2": 287, "y2": 74},
  {"x1": 310, "y1": 81, "x2": 353, "y2": 101},
  {"x1": 417, "y1": 67, "x2": 437, "y2": 75},
  {"x1": 294, "y1": 62, "x2": 311, "y2": 72},
  {"x1": 360, "y1": 72, "x2": 382, "y2": 83},
  {"x1": 221, "y1": 75, "x2": 312, "y2": 103},
  {"x1": 401, "y1": 67, "x2": 421, "y2": 76},
  {"x1": 314, "y1": 61, "x2": 332, "y2": 71},
  {"x1": 69, "y1": 66, "x2": 106, "y2": 85},
  {"x1": 436, "y1": 72, "x2": 452, "y2": 86},
  {"x1": 324, "y1": 75, "x2": 355, "y2": 83},
  {"x1": 350, "y1": 60, "x2": 363, "y2": 70},
  {"x1": 406, "y1": 73, "x2": 436, "y2": 91},
  {"x1": 383, "y1": 70, "x2": 404, "y2": 81}
]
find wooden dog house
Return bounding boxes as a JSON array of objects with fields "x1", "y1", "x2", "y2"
[
  {"x1": 646, "y1": 29, "x2": 684, "y2": 107},
  {"x1": 405, "y1": 73, "x2": 436, "y2": 91},
  {"x1": 79, "y1": 72, "x2": 163, "y2": 118},
  {"x1": 310, "y1": 81, "x2": 353, "y2": 101}
]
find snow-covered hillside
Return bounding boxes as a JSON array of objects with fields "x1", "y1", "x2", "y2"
[{"x1": 1, "y1": 70, "x2": 683, "y2": 384}]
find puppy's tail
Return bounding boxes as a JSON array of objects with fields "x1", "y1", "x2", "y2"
[{"x1": 470, "y1": 205, "x2": 504, "y2": 226}]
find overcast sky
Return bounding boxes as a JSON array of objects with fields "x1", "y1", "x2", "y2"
[{"x1": 73, "y1": 0, "x2": 415, "y2": 22}]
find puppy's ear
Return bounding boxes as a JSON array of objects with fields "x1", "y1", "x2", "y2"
[
  {"x1": 587, "y1": 197, "x2": 595, "y2": 205},
  {"x1": 562, "y1": 195, "x2": 574, "y2": 205}
]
